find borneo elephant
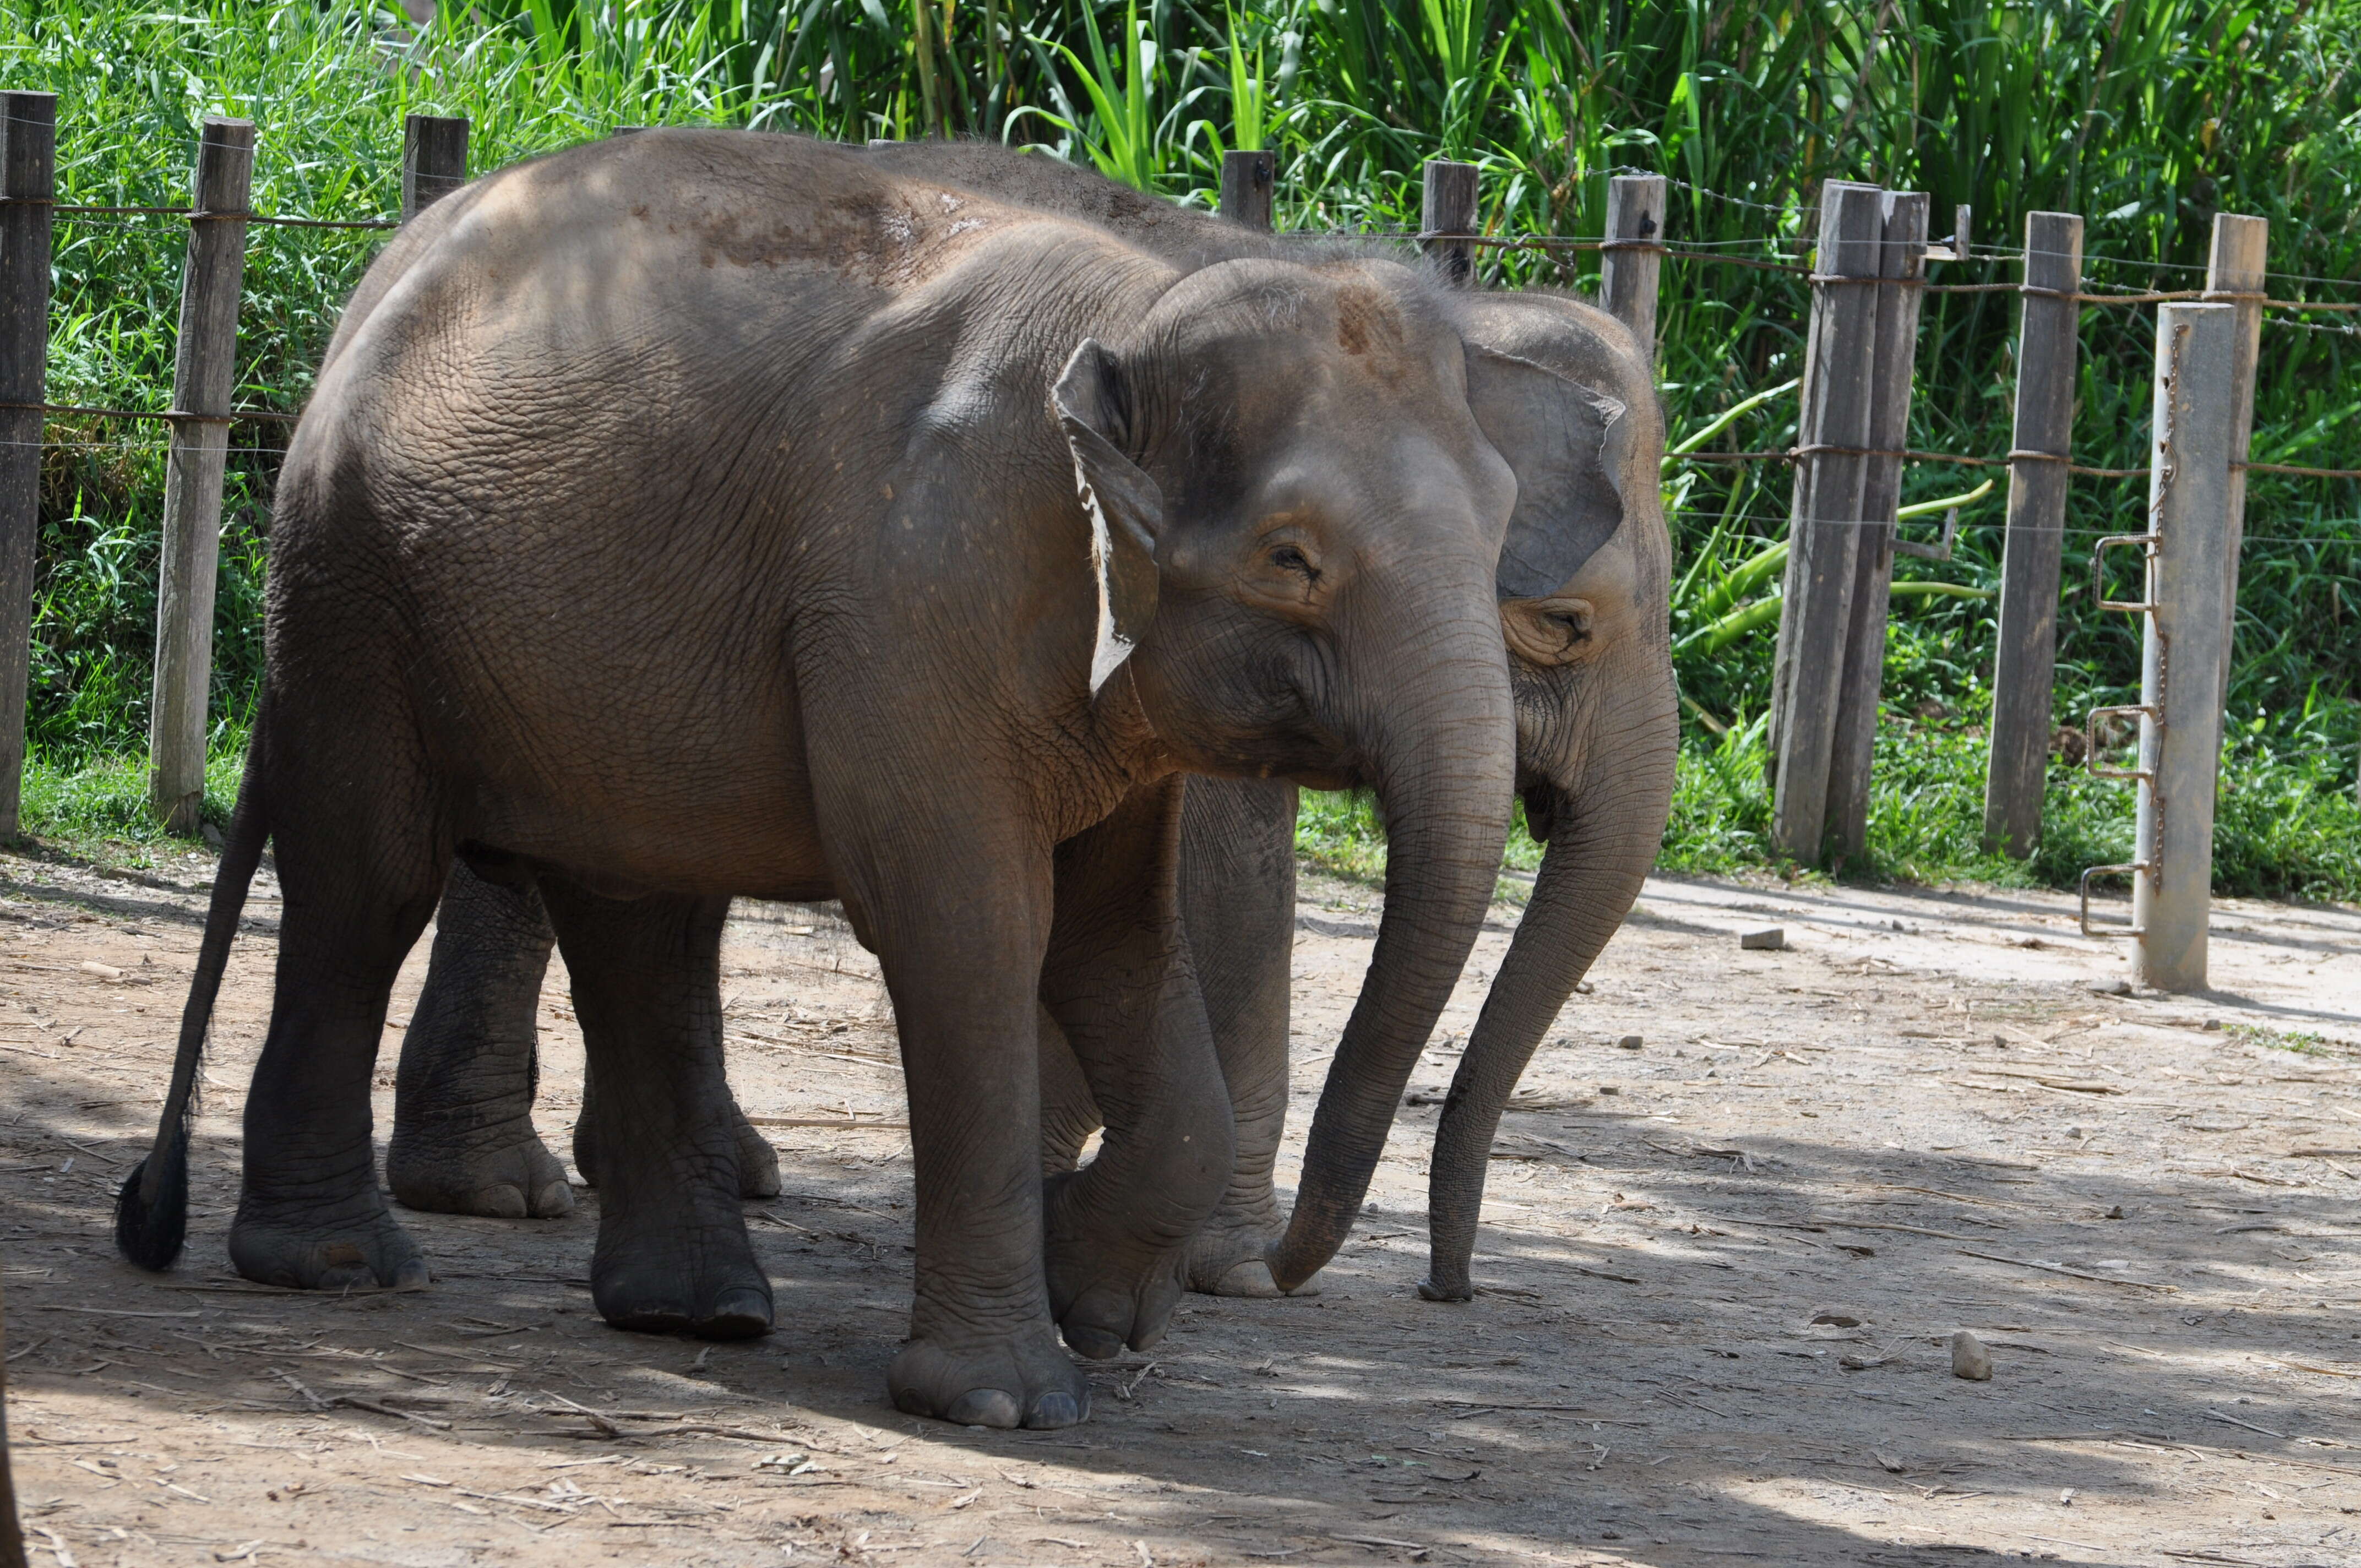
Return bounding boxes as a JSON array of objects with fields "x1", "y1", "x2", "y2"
[
  {"x1": 1131, "y1": 289, "x2": 1676, "y2": 1303},
  {"x1": 383, "y1": 142, "x2": 1676, "y2": 1306},
  {"x1": 112, "y1": 129, "x2": 1547, "y2": 1429},
  {"x1": 869, "y1": 145, "x2": 1677, "y2": 1302}
]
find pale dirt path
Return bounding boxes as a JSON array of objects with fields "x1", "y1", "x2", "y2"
[{"x1": 1, "y1": 844, "x2": 2357, "y2": 1568}]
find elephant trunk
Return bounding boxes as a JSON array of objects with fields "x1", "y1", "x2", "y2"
[
  {"x1": 1419, "y1": 676, "x2": 1678, "y2": 1302},
  {"x1": 1271, "y1": 609, "x2": 1516, "y2": 1292}
]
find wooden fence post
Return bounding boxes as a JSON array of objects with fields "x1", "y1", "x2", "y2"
[
  {"x1": 148, "y1": 117, "x2": 254, "y2": 834},
  {"x1": 1600, "y1": 173, "x2": 1666, "y2": 362},
  {"x1": 1420, "y1": 159, "x2": 1479, "y2": 286},
  {"x1": 1218, "y1": 149, "x2": 1275, "y2": 231},
  {"x1": 2129, "y1": 304, "x2": 2240, "y2": 993},
  {"x1": 0, "y1": 92, "x2": 56, "y2": 842},
  {"x1": 2204, "y1": 213, "x2": 2266, "y2": 710},
  {"x1": 1, "y1": 1275, "x2": 21, "y2": 1568},
  {"x1": 402, "y1": 113, "x2": 469, "y2": 222},
  {"x1": 1982, "y1": 211, "x2": 2085, "y2": 858},
  {"x1": 1825, "y1": 189, "x2": 1930, "y2": 864},
  {"x1": 1767, "y1": 180, "x2": 1884, "y2": 864}
]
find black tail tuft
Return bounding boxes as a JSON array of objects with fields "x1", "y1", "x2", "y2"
[
  {"x1": 114, "y1": 1128, "x2": 190, "y2": 1271},
  {"x1": 114, "y1": 704, "x2": 269, "y2": 1276}
]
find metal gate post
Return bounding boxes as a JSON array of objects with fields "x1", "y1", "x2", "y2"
[{"x1": 2131, "y1": 303, "x2": 2239, "y2": 992}]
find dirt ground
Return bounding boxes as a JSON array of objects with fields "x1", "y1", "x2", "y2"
[{"x1": 2, "y1": 842, "x2": 2358, "y2": 1568}]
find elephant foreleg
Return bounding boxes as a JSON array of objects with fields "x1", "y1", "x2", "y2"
[
  {"x1": 1037, "y1": 1003, "x2": 1100, "y2": 1177},
  {"x1": 1040, "y1": 776, "x2": 1236, "y2": 1355},
  {"x1": 1175, "y1": 775, "x2": 1300, "y2": 1296}
]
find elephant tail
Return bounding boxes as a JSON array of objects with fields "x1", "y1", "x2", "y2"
[{"x1": 115, "y1": 725, "x2": 271, "y2": 1272}]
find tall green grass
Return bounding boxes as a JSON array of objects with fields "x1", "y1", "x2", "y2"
[{"x1": 4, "y1": 0, "x2": 2355, "y2": 890}]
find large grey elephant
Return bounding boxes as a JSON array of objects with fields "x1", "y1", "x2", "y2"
[
  {"x1": 112, "y1": 130, "x2": 1559, "y2": 1429},
  {"x1": 384, "y1": 144, "x2": 1677, "y2": 1305}
]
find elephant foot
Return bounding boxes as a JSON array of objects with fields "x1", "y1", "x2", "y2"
[
  {"x1": 1041, "y1": 1174, "x2": 1200, "y2": 1360},
  {"x1": 229, "y1": 1192, "x2": 430, "y2": 1292},
  {"x1": 575, "y1": 1103, "x2": 781, "y2": 1201},
  {"x1": 889, "y1": 1321, "x2": 1090, "y2": 1429},
  {"x1": 388, "y1": 1116, "x2": 573, "y2": 1220},
  {"x1": 1183, "y1": 1206, "x2": 1315, "y2": 1298},
  {"x1": 591, "y1": 1231, "x2": 774, "y2": 1340},
  {"x1": 734, "y1": 1113, "x2": 782, "y2": 1199}
]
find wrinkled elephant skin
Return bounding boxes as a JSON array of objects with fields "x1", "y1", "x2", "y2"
[
  {"x1": 113, "y1": 131, "x2": 1522, "y2": 1432},
  {"x1": 390, "y1": 143, "x2": 1675, "y2": 1312}
]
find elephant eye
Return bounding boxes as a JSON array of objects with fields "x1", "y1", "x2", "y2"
[
  {"x1": 1270, "y1": 545, "x2": 1321, "y2": 582},
  {"x1": 1547, "y1": 607, "x2": 1592, "y2": 642}
]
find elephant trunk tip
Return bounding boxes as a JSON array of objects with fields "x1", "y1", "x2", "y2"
[
  {"x1": 1267, "y1": 1235, "x2": 1324, "y2": 1296},
  {"x1": 1416, "y1": 1272, "x2": 1473, "y2": 1303}
]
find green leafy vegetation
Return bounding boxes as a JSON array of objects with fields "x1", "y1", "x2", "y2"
[
  {"x1": 17, "y1": 728, "x2": 244, "y2": 864},
  {"x1": 5, "y1": 0, "x2": 2355, "y2": 896}
]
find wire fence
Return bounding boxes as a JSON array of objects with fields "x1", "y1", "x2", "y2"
[
  {"x1": 15, "y1": 166, "x2": 2361, "y2": 493},
  {"x1": 7, "y1": 122, "x2": 2357, "y2": 862}
]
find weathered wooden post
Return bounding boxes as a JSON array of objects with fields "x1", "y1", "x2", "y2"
[
  {"x1": 1982, "y1": 211, "x2": 2085, "y2": 858},
  {"x1": 0, "y1": 92, "x2": 56, "y2": 842},
  {"x1": 1768, "y1": 180, "x2": 1884, "y2": 864},
  {"x1": 1826, "y1": 189, "x2": 1930, "y2": 863},
  {"x1": 402, "y1": 112, "x2": 469, "y2": 221},
  {"x1": 1420, "y1": 159, "x2": 1479, "y2": 286},
  {"x1": 2126, "y1": 304, "x2": 2240, "y2": 993},
  {"x1": 149, "y1": 117, "x2": 254, "y2": 834},
  {"x1": 2204, "y1": 212, "x2": 2266, "y2": 707},
  {"x1": 1, "y1": 1277, "x2": 21, "y2": 1568},
  {"x1": 1599, "y1": 173, "x2": 1666, "y2": 361},
  {"x1": 1218, "y1": 149, "x2": 1275, "y2": 231}
]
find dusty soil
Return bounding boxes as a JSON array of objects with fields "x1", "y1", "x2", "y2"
[{"x1": 2, "y1": 842, "x2": 2358, "y2": 1568}]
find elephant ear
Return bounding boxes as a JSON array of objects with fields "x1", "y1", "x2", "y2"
[
  {"x1": 1464, "y1": 345, "x2": 1631, "y2": 601},
  {"x1": 1054, "y1": 340, "x2": 1166, "y2": 694}
]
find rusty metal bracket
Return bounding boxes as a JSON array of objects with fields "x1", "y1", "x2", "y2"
[
  {"x1": 2091, "y1": 533, "x2": 2159, "y2": 613},
  {"x1": 2079, "y1": 863, "x2": 2148, "y2": 939},
  {"x1": 2084, "y1": 704, "x2": 2160, "y2": 783}
]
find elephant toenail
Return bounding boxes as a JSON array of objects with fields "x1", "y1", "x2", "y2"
[
  {"x1": 1417, "y1": 1275, "x2": 1473, "y2": 1303},
  {"x1": 943, "y1": 1389, "x2": 1022, "y2": 1429},
  {"x1": 1027, "y1": 1391, "x2": 1085, "y2": 1429},
  {"x1": 1059, "y1": 1322, "x2": 1125, "y2": 1361},
  {"x1": 531, "y1": 1181, "x2": 574, "y2": 1217},
  {"x1": 697, "y1": 1288, "x2": 773, "y2": 1340},
  {"x1": 480, "y1": 1185, "x2": 528, "y2": 1219},
  {"x1": 393, "y1": 1259, "x2": 432, "y2": 1291}
]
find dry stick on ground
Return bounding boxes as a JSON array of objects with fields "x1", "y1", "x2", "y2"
[{"x1": 1955, "y1": 1249, "x2": 2176, "y2": 1291}]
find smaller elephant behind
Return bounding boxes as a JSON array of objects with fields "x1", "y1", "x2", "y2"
[{"x1": 387, "y1": 862, "x2": 779, "y2": 1221}]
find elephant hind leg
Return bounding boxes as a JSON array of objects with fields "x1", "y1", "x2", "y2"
[
  {"x1": 575, "y1": 1042, "x2": 783, "y2": 1201},
  {"x1": 389, "y1": 857, "x2": 573, "y2": 1219},
  {"x1": 540, "y1": 877, "x2": 772, "y2": 1341},
  {"x1": 229, "y1": 717, "x2": 449, "y2": 1294},
  {"x1": 388, "y1": 858, "x2": 781, "y2": 1214}
]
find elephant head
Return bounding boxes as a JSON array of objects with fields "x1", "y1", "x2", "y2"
[
  {"x1": 1055, "y1": 258, "x2": 1529, "y2": 1287},
  {"x1": 1416, "y1": 293, "x2": 1678, "y2": 1301}
]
